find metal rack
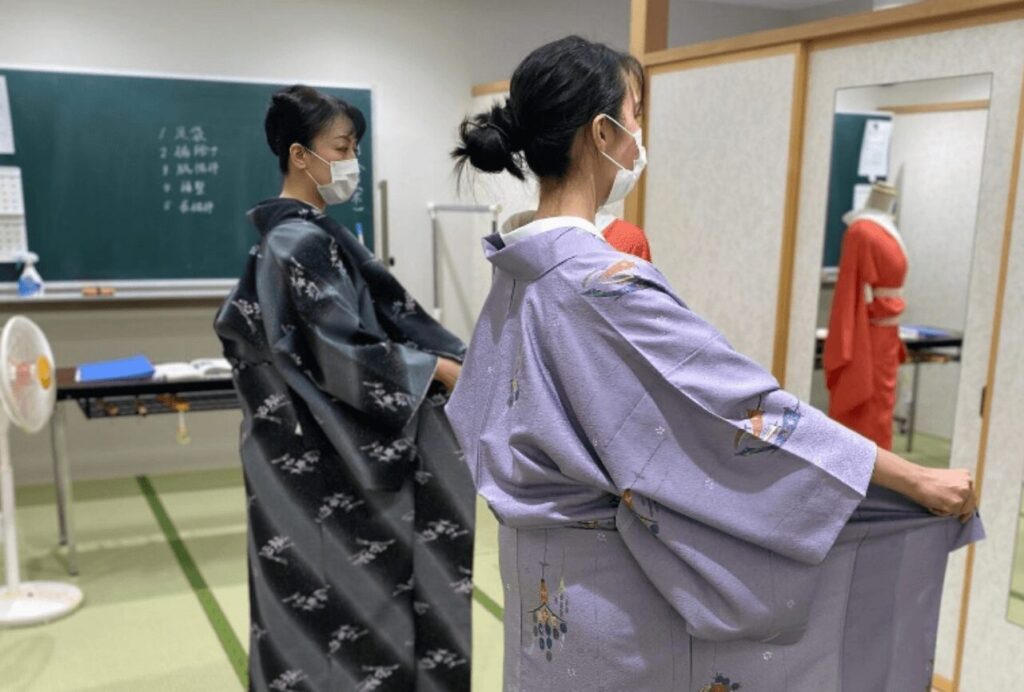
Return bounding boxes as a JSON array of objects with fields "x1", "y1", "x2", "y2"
[{"x1": 427, "y1": 202, "x2": 501, "y2": 322}]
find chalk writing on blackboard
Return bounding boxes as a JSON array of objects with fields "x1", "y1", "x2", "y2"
[
  {"x1": 350, "y1": 161, "x2": 366, "y2": 213},
  {"x1": 159, "y1": 124, "x2": 219, "y2": 215}
]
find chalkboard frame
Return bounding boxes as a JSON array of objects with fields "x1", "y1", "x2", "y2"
[{"x1": 0, "y1": 63, "x2": 377, "y2": 299}]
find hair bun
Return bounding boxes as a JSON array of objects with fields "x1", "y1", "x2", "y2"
[{"x1": 452, "y1": 102, "x2": 525, "y2": 180}]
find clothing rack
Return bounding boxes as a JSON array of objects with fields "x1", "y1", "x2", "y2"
[{"x1": 426, "y1": 202, "x2": 501, "y2": 322}]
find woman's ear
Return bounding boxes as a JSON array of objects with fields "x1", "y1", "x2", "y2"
[
  {"x1": 289, "y1": 143, "x2": 308, "y2": 171},
  {"x1": 590, "y1": 115, "x2": 608, "y2": 154}
]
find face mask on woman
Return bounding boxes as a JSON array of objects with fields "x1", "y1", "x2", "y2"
[
  {"x1": 303, "y1": 146, "x2": 360, "y2": 205},
  {"x1": 598, "y1": 115, "x2": 647, "y2": 206}
]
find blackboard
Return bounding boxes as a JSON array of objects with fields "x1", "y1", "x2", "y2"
[
  {"x1": 822, "y1": 112, "x2": 892, "y2": 267},
  {"x1": 0, "y1": 68, "x2": 374, "y2": 284}
]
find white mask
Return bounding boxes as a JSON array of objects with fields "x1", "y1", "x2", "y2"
[
  {"x1": 599, "y1": 115, "x2": 647, "y2": 207},
  {"x1": 303, "y1": 147, "x2": 360, "y2": 205}
]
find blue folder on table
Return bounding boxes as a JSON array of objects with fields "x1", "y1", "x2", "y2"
[
  {"x1": 902, "y1": 325, "x2": 954, "y2": 340},
  {"x1": 75, "y1": 355, "x2": 156, "y2": 383}
]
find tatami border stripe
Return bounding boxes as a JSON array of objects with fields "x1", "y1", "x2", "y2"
[
  {"x1": 137, "y1": 474, "x2": 248, "y2": 688},
  {"x1": 474, "y1": 585, "x2": 503, "y2": 621}
]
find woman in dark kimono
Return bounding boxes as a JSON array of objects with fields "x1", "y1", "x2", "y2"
[{"x1": 215, "y1": 85, "x2": 473, "y2": 692}]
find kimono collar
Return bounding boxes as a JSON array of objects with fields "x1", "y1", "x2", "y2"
[
  {"x1": 247, "y1": 197, "x2": 324, "y2": 236},
  {"x1": 501, "y1": 211, "x2": 615, "y2": 237},
  {"x1": 843, "y1": 209, "x2": 908, "y2": 258},
  {"x1": 502, "y1": 215, "x2": 603, "y2": 245},
  {"x1": 482, "y1": 224, "x2": 606, "y2": 281}
]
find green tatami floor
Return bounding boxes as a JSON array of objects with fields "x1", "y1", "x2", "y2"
[{"x1": 0, "y1": 469, "x2": 504, "y2": 691}]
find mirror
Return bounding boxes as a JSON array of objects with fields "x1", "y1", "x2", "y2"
[
  {"x1": 1011, "y1": 485, "x2": 1024, "y2": 627},
  {"x1": 810, "y1": 74, "x2": 993, "y2": 471}
]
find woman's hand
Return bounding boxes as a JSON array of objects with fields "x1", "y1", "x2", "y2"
[
  {"x1": 433, "y1": 357, "x2": 462, "y2": 392},
  {"x1": 908, "y1": 466, "x2": 977, "y2": 522},
  {"x1": 871, "y1": 446, "x2": 977, "y2": 523}
]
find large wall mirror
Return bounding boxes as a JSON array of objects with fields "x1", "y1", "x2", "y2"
[{"x1": 809, "y1": 74, "x2": 993, "y2": 472}]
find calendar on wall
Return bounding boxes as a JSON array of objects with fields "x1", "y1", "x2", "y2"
[{"x1": 0, "y1": 166, "x2": 27, "y2": 263}]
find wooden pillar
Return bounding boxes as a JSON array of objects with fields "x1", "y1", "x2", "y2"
[
  {"x1": 625, "y1": 0, "x2": 668, "y2": 227},
  {"x1": 629, "y1": 0, "x2": 669, "y2": 57}
]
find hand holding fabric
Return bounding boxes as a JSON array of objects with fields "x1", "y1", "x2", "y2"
[{"x1": 433, "y1": 357, "x2": 462, "y2": 392}]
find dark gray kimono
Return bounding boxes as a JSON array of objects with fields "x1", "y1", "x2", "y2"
[{"x1": 215, "y1": 198, "x2": 473, "y2": 692}]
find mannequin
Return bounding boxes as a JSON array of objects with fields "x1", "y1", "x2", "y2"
[
  {"x1": 824, "y1": 181, "x2": 909, "y2": 450},
  {"x1": 864, "y1": 181, "x2": 897, "y2": 215}
]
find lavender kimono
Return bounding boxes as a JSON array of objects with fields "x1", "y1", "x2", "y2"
[
  {"x1": 445, "y1": 224, "x2": 982, "y2": 692},
  {"x1": 215, "y1": 199, "x2": 474, "y2": 692}
]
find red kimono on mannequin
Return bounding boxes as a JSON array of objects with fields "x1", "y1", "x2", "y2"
[
  {"x1": 602, "y1": 218, "x2": 652, "y2": 261},
  {"x1": 824, "y1": 211, "x2": 908, "y2": 450}
]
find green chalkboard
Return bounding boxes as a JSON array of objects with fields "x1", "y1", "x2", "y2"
[
  {"x1": 0, "y1": 68, "x2": 373, "y2": 283},
  {"x1": 822, "y1": 112, "x2": 892, "y2": 267}
]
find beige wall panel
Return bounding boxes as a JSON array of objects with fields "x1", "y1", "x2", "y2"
[{"x1": 645, "y1": 51, "x2": 798, "y2": 370}]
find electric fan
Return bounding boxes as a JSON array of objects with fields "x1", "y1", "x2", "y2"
[{"x1": 0, "y1": 316, "x2": 83, "y2": 625}]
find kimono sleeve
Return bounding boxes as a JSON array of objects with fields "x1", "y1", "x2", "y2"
[
  {"x1": 257, "y1": 221, "x2": 438, "y2": 431},
  {"x1": 548, "y1": 257, "x2": 878, "y2": 642},
  {"x1": 823, "y1": 222, "x2": 878, "y2": 414},
  {"x1": 341, "y1": 228, "x2": 466, "y2": 363}
]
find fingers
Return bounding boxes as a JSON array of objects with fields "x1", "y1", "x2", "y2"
[
  {"x1": 956, "y1": 476, "x2": 978, "y2": 523},
  {"x1": 961, "y1": 491, "x2": 978, "y2": 517},
  {"x1": 954, "y1": 499, "x2": 970, "y2": 522},
  {"x1": 917, "y1": 468, "x2": 979, "y2": 521}
]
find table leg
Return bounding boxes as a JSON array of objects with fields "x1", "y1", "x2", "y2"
[
  {"x1": 49, "y1": 402, "x2": 78, "y2": 576},
  {"x1": 907, "y1": 361, "x2": 922, "y2": 454}
]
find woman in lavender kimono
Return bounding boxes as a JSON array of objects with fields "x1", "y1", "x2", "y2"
[
  {"x1": 447, "y1": 37, "x2": 980, "y2": 692},
  {"x1": 215, "y1": 85, "x2": 474, "y2": 692}
]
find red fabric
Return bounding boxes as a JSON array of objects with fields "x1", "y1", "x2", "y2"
[
  {"x1": 823, "y1": 219, "x2": 908, "y2": 450},
  {"x1": 603, "y1": 219, "x2": 652, "y2": 261}
]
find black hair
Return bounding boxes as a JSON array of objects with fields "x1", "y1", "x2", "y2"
[
  {"x1": 453, "y1": 36, "x2": 643, "y2": 181},
  {"x1": 265, "y1": 85, "x2": 367, "y2": 173}
]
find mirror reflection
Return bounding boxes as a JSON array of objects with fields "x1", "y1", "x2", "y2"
[{"x1": 811, "y1": 74, "x2": 993, "y2": 470}]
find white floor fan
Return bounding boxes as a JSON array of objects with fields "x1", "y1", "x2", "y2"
[{"x1": 0, "y1": 316, "x2": 82, "y2": 626}]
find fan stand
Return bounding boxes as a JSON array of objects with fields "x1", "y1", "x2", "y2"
[{"x1": 0, "y1": 410, "x2": 83, "y2": 626}]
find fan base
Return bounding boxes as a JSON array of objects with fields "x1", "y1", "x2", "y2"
[{"x1": 0, "y1": 581, "x2": 83, "y2": 626}]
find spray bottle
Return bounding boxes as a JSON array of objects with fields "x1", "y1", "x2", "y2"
[{"x1": 14, "y1": 251, "x2": 43, "y2": 298}]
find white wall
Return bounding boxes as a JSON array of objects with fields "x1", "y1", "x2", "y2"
[
  {"x1": 669, "y1": 0, "x2": 901, "y2": 49},
  {"x1": 433, "y1": 94, "x2": 537, "y2": 343},
  {"x1": 670, "y1": 1, "x2": 792, "y2": 47},
  {"x1": 890, "y1": 108, "x2": 988, "y2": 438},
  {"x1": 835, "y1": 73, "x2": 994, "y2": 113},
  {"x1": 459, "y1": 0, "x2": 629, "y2": 85},
  {"x1": 0, "y1": 0, "x2": 631, "y2": 483},
  {"x1": 791, "y1": 0, "x2": 873, "y2": 24}
]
